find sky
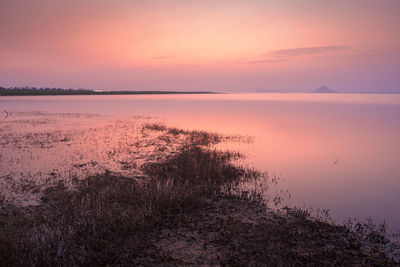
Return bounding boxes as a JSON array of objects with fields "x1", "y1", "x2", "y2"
[{"x1": 0, "y1": 0, "x2": 399, "y2": 92}]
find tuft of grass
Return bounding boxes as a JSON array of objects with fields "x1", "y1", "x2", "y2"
[
  {"x1": 167, "y1": 127, "x2": 187, "y2": 135},
  {"x1": 346, "y1": 218, "x2": 390, "y2": 245},
  {"x1": 142, "y1": 146, "x2": 245, "y2": 195},
  {"x1": 142, "y1": 123, "x2": 167, "y2": 132},
  {"x1": 283, "y1": 206, "x2": 312, "y2": 221},
  {"x1": 143, "y1": 123, "x2": 229, "y2": 146}
]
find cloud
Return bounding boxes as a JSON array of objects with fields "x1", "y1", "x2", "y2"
[
  {"x1": 271, "y1": 45, "x2": 349, "y2": 57},
  {"x1": 244, "y1": 59, "x2": 287, "y2": 64}
]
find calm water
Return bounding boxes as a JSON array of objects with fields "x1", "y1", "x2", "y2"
[{"x1": 1, "y1": 93, "x2": 400, "y2": 236}]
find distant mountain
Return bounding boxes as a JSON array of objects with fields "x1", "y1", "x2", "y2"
[{"x1": 312, "y1": 86, "x2": 338, "y2": 93}]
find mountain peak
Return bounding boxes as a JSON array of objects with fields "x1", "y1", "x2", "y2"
[{"x1": 312, "y1": 86, "x2": 338, "y2": 93}]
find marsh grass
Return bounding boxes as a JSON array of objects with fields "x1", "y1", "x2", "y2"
[
  {"x1": 0, "y1": 133, "x2": 260, "y2": 265},
  {"x1": 0, "y1": 123, "x2": 398, "y2": 265},
  {"x1": 143, "y1": 122, "x2": 250, "y2": 146}
]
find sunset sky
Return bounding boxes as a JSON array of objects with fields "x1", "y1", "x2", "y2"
[{"x1": 1, "y1": 0, "x2": 399, "y2": 92}]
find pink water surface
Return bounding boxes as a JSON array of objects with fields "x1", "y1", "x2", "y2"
[{"x1": 1, "y1": 93, "x2": 399, "y2": 237}]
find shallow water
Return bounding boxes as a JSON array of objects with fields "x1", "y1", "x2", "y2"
[{"x1": 1, "y1": 93, "x2": 400, "y2": 238}]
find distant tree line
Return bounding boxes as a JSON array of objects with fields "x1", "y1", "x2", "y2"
[
  {"x1": 0, "y1": 86, "x2": 214, "y2": 96},
  {"x1": 0, "y1": 86, "x2": 92, "y2": 91},
  {"x1": 0, "y1": 86, "x2": 93, "y2": 96}
]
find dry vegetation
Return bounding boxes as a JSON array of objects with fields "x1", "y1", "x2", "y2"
[{"x1": 0, "y1": 122, "x2": 399, "y2": 266}]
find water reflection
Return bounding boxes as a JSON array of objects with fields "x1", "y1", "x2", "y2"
[{"x1": 1, "y1": 93, "x2": 399, "y2": 238}]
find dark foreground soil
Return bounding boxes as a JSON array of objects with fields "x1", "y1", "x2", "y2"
[
  {"x1": 1, "y1": 187, "x2": 398, "y2": 266},
  {"x1": 142, "y1": 196, "x2": 399, "y2": 266}
]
